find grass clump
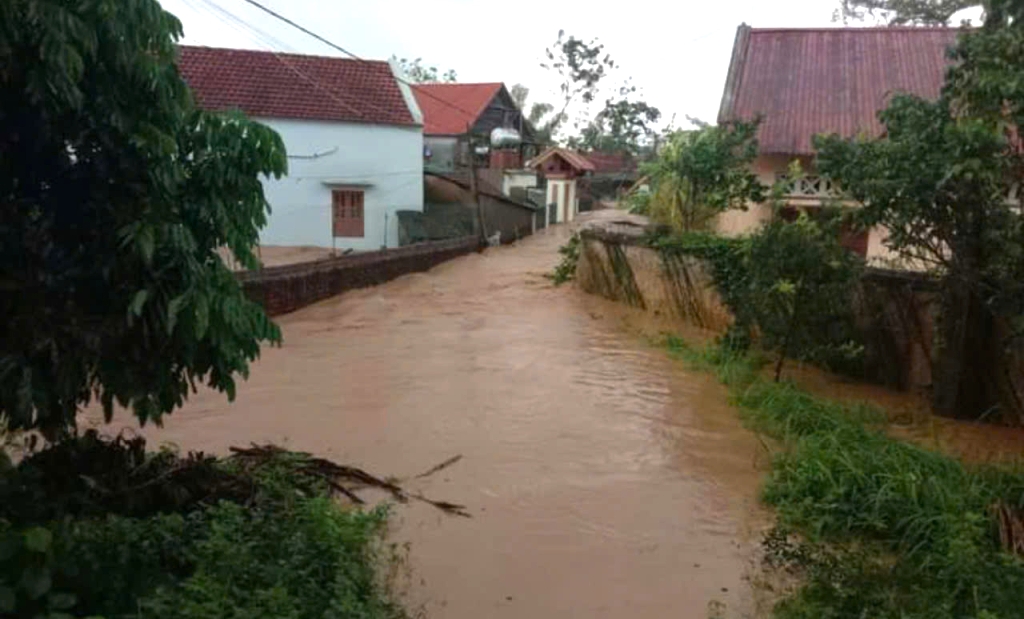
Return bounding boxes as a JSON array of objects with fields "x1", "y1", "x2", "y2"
[
  {"x1": 549, "y1": 232, "x2": 581, "y2": 285},
  {"x1": 663, "y1": 335, "x2": 1024, "y2": 619},
  {"x1": 0, "y1": 433, "x2": 407, "y2": 619}
]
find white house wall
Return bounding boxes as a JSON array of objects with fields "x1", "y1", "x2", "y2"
[{"x1": 257, "y1": 117, "x2": 423, "y2": 250}]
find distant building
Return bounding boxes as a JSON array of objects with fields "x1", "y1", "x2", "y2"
[
  {"x1": 412, "y1": 83, "x2": 536, "y2": 171},
  {"x1": 178, "y1": 46, "x2": 424, "y2": 250},
  {"x1": 526, "y1": 147, "x2": 596, "y2": 224},
  {"x1": 717, "y1": 25, "x2": 957, "y2": 260}
]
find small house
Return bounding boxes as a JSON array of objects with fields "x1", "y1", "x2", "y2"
[
  {"x1": 178, "y1": 46, "x2": 424, "y2": 251},
  {"x1": 716, "y1": 25, "x2": 957, "y2": 260},
  {"x1": 412, "y1": 82, "x2": 537, "y2": 172},
  {"x1": 526, "y1": 147, "x2": 596, "y2": 224}
]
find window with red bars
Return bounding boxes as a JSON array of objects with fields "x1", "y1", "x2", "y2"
[{"x1": 332, "y1": 189, "x2": 364, "y2": 238}]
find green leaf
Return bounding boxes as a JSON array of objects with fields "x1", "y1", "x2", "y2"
[
  {"x1": 166, "y1": 294, "x2": 185, "y2": 334},
  {"x1": 23, "y1": 527, "x2": 52, "y2": 553},
  {"x1": 19, "y1": 565, "x2": 51, "y2": 599},
  {"x1": 137, "y1": 226, "x2": 155, "y2": 264},
  {"x1": 0, "y1": 585, "x2": 15, "y2": 613},
  {"x1": 129, "y1": 289, "x2": 149, "y2": 317}
]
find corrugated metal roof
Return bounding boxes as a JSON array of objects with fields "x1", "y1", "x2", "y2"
[
  {"x1": 525, "y1": 147, "x2": 596, "y2": 172},
  {"x1": 177, "y1": 46, "x2": 416, "y2": 126},
  {"x1": 718, "y1": 27, "x2": 959, "y2": 154},
  {"x1": 412, "y1": 83, "x2": 503, "y2": 136}
]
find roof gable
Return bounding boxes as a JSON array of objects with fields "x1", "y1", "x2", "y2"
[
  {"x1": 526, "y1": 147, "x2": 596, "y2": 172},
  {"x1": 412, "y1": 83, "x2": 504, "y2": 135},
  {"x1": 177, "y1": 46, "x2": 416, "y2": 126},
  {"x1": 718, "y1": 26, "x2": 959, "y2": 155}
]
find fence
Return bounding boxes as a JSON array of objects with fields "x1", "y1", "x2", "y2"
[{"x1": 238, "y1": 236, "x2": 480, "y2": 316}]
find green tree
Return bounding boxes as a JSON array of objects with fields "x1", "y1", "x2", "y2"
[
  {"x1": 835, "y1": 0, "x2": 979, "y2": 24},
  {"x1": 510, "y1": 83, "x2": 529, "y2": 111},
  {"x1": 644, "y1": 119, "x2": 764, "y2": 232},
  {"x1": 743, "y1": 210, "x2": 864, "y2": 381},
  {"x1": 570, "y1": 98, "x2": 661, "y2": 155},
  {"x1": 817, "y1": 3, "x2": 1024, "y2": 420},
  {"x1": 541, "y1": 30, "x2": 615, "y2": 138},
  {"x1": 391, "y1": 56, "x2": 457, "y2": 83},
  {"x1": 0, "y1": 0, "x2": 287, "y2": 437}
]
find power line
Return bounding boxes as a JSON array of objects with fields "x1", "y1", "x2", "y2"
[
  {"x1": 192, "y1": 0, "x2": 377, "y2": 120},
  {"x1": 235, "y1": 0, "x2": 481, "y2": 121}
]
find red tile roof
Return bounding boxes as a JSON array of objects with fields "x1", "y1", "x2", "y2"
[
  {"x1": 177, "y1": 46, "x2": 416, "y2": 126},
  {"x1": 526, "y1": 147, "x2": 596, "y2": 172},
  {"x1": 718, "y1": 26, "x2": 959, "y2": 154},
  {"x1": 584, "y1": 151, "x2": 637, "y2": 174},
  {"x1": 412, "y1": 83, "x2": 503, "y2": 135}
]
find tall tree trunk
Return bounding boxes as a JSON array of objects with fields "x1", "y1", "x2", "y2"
[{"x1": 932, "y1": 281, "x2": 999, "y2": 419}]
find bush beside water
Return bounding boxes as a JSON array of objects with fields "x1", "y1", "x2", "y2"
[{"x1": 664, "y1": 336, "x2": 1024, "y2": 619}]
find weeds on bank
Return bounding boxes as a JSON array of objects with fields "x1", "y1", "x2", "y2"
[
  {"x1": 549, "y1": 233, "x2": 581, "y2": 285},
  {"x1": 664, "y1": 335, "x2": 1024, "y2": 619},
  {"x1": 0, "y1": 434, "x2": 407, "y2": 619}
]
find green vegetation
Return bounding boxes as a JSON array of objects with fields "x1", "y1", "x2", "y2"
[
  {"x1": 0, "y1": 5, "x2": 409, "y2": 618},
  {"x1": 640, "y1": 119, "x2": 764, "y2": 232},
  {"x1": 652, "y1": 210, "x2": 863, "y2": 380},
  {"x1": 1, "y1": 0, "x2": 285, "y2": 437},
  {"x1": 0, "y1": 434, "x2": 405, "y2": 619},
  {"x1": 664, "y1": 335, "x2": 1024, "y2": 619},
  {"x1": 817, "y1": 3, "x2": 1024, "y2": 421},
  {"x1": 550, "y1": 232, "x2": 581, "y2": 285}
]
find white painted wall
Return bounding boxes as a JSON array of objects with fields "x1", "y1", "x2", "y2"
[
  {"x1": 257, "y1": 117, "x2": 423, "y2": 250},
  {"x1": 547, "y1": 179, "x2": 577, "y2": 223},
  {"x1": 502, "y1": 170, "x2": 538, "y2": 196}
]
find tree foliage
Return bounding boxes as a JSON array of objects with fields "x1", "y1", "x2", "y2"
[
  {"x1": 643, "y1": 119, "x2": 764, "y2": 232},
  {"x1": 541, "y1": 30, "x2": 615, "y2": 137},
  {"x1": 509, "y1": 83, "x2": 529, "y2": 110},
  {"x1": 0, "y1": 0, "x2": 287, "y2": 436},
  {"x1": 816, "y1": 4, "x2": 1024, "y2": 420},
  {"x1": 570, "y1": 96, "x2": 661, "y2": 155},
  {"x1": 391, "y1": 56, "x2": 457, "y2": 83},
  {"x1": 744, "y1": 211, "x2": 864, "y2": 381},
  {"x1": 836, "y1": 0, "x2": 979, "y2": 24}
]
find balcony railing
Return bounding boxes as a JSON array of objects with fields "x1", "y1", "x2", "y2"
[{"x1": 776, "y1": 174, "x2": 840, "y2": 199}]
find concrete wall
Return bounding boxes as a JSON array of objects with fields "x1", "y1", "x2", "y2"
[
  {"x1": 424, "y1": 174, "x2": 537, "y2": 243},
  {"x1": 425, "y1": 136, "x2": 459, "y2": 171},
  {"x1": 715, "y1": 154, "x2": 903, "y2": 265},
  {"x1": 258, "y1": 117, "x2": 423, "y2": 250},
  {"x1": 239, "y1": 236, "x2": 479, "y2": 316},
  {"x1": 502, "y1": 170, "x2": 538, "y2": 196}
]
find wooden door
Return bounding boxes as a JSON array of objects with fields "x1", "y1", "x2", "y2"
[{"x1": 332, "y1": 190, "x2": 364, "y2": 238}]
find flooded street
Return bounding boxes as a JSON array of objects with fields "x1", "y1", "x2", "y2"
[{"x1": 129, "y1": 222, "x2": 767, "y2": 618}]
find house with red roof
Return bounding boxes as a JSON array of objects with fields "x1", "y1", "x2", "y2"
[
  {"x1": 178, "y1": 46, "x2": 424, "y2": 251},
  {"x1": 717, "y1": 25, "x2": 957, "y2": 260},
  {"x1": 411, "y1": 82, "x2": 536, "y2": 173}
]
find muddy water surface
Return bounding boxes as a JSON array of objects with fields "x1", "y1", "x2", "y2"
[{"x1": 123, "y1": 223, "x2": 767, "y2": 618}]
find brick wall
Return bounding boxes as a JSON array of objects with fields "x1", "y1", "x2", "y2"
[{"x1": 239, "y1": 236, "x2": 481, "y2": 316}]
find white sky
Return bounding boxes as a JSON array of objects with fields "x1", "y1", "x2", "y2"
[{"x1": 162, "y1": 0, "x2": 851, "y2": 130}]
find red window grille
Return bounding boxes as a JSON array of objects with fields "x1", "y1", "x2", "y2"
[{"x1": 332, "y1": 189, "x2": 364, "y2": 238}]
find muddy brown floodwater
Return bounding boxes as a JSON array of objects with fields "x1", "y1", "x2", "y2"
[{"x1": 107, "y1": 221, "x2": 769, "y2": 618}]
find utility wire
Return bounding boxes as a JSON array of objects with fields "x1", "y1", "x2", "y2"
[
  {"x1": 193, "y1": 0, "x2": 406, "y2": 123},
  {"x1": 236, "y1": 0, "x2": 481, "y2": 120}
]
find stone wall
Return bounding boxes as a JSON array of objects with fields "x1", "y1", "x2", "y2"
[{"x1": 239, "y1": 236, "x2": 480, "y2": 316}]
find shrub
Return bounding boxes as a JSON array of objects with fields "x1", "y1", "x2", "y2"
[
  {"x1": 0, "y1": 436, "x2": 406, "y2": 619},
  {"x1": 665, "y1": 338, "x2": 1024, "y2": 618},
  {"x1": 550, "y1": 233, "x2": 581, "y2": 284}
]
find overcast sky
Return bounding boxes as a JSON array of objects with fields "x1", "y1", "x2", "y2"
[{"x1": 162, "y1": 0, "x2": 851, "y2": 129}]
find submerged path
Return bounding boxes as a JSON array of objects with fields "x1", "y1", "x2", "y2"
[{"x1": 132, "y1": 214, "x2": 766, "y2": 618}]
